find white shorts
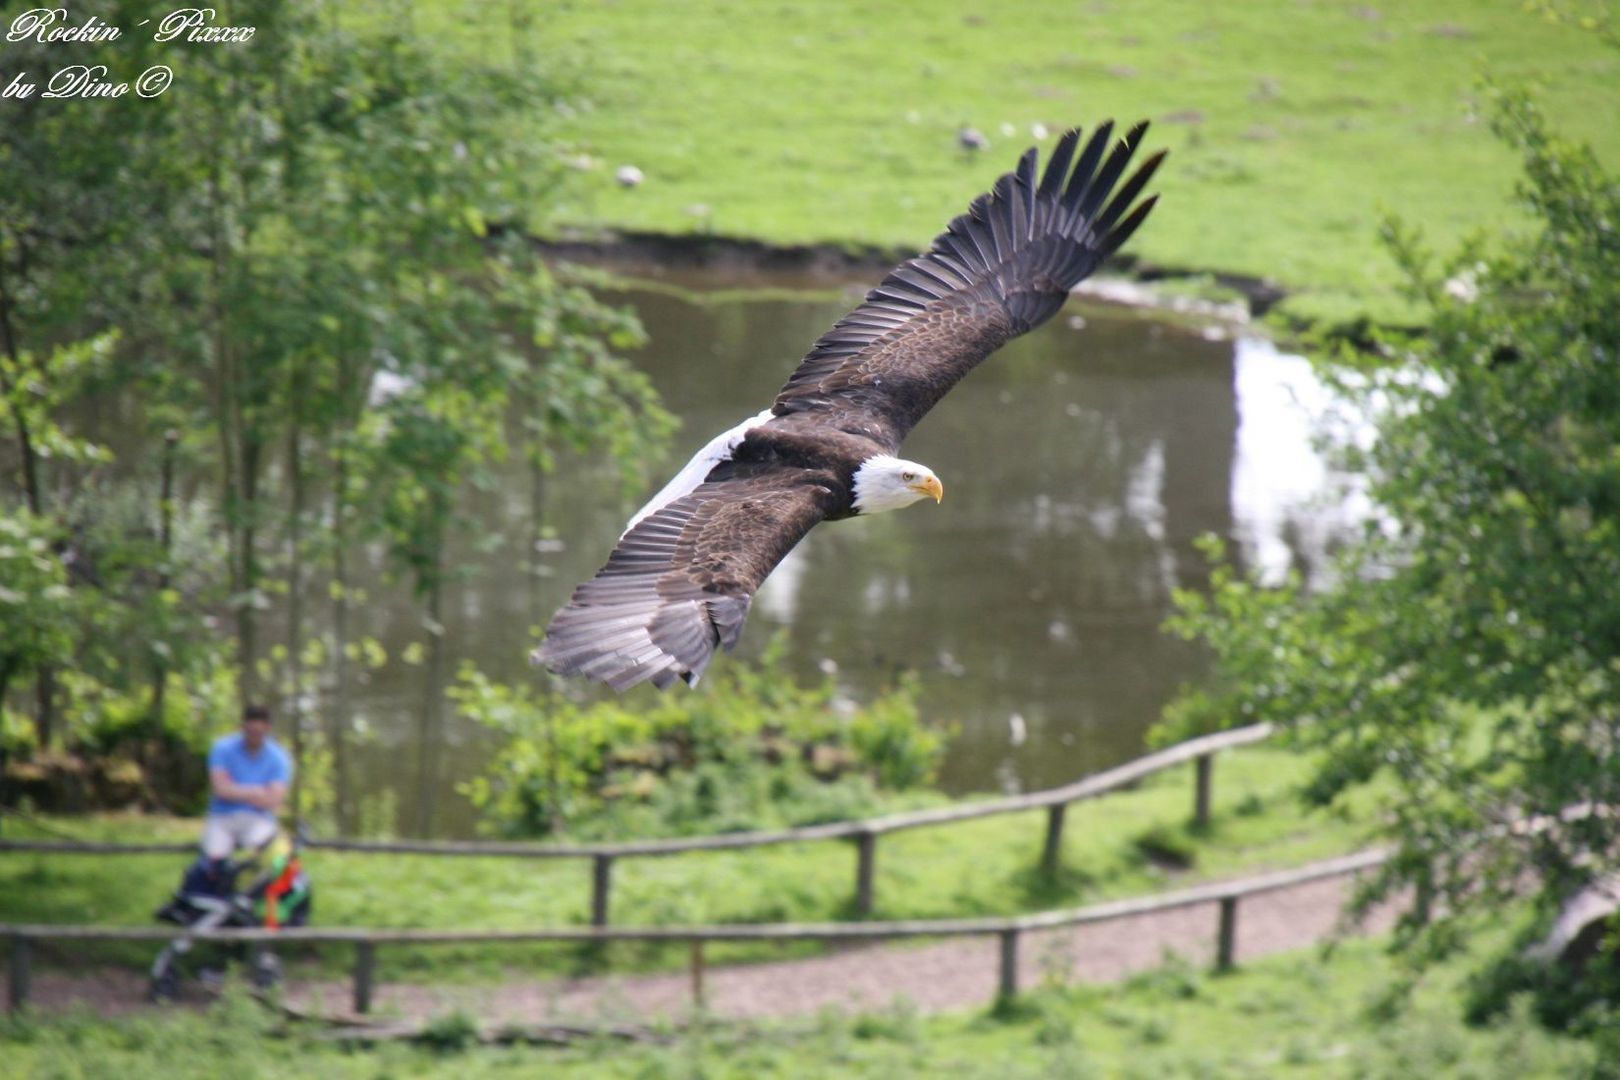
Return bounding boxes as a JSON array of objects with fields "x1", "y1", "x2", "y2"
[{"x1": 201, "y1": 811, "x2": 279, "y2": 859}]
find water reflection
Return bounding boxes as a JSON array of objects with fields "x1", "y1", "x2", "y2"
[{"x1": 1230, "y1": 337, "x2": 1366, "y2": 587}]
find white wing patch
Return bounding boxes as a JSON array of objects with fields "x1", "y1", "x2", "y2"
[{"x1": 624, "y1": 408, "x2": 775, "y2": 536}]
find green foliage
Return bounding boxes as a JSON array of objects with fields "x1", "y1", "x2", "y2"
[
  {"x1": 0, "y1": 511, "x2": 75, "y2": 742},
  {"x1": 53, "y1": 668, "x2": 230, "y2": 755},
  {"x1": 1466, "y1": 931, "x2": 1620, "y2": 1038},
  {"x1": 0, "y1": 470, "x2": 235, "y2": 776},
  {"x1": 454, "y1": 644, "x2": 944, "y2": 839},
  {"x1": 1161, "y1": 88, "x2": 1620, "y2": 997},
  {"x1": 418, "y1": 1009, "x2": 481, "y2": 1054},
  {"x1": 0, "y1": 333, "x2": 116, "y2": 482}
]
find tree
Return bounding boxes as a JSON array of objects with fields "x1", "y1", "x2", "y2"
[
  {"x1": 1165, "y1": 90, "x2": 1620, "y2": 976},
  {"x1": 0, "y1": 512, "x2": 76, "y2": 737},
  {"x1": 128, "y1": 6, "x2": 671, "y2": 826}
]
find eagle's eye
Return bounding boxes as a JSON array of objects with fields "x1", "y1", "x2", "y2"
[{"x1": 901, "y1": 471, "x2": 916, "y2": 482}]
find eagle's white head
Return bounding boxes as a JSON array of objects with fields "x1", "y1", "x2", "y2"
[{"x1": 851, "y1": 455, "x2": 944, "y2": 515}]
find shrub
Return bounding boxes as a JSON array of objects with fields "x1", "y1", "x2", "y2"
[{"x1": 454, "y1": 641, "x2": 945, "y2": 839}]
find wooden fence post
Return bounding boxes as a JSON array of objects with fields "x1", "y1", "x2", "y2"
[
  {"x1": 689, "y1": 940, "x2": 706, "y2": 1009},
  {"x1": 1193, "y1": 753, "x2": 1213, "y2": 829},
  {"x1": 8, "y1": 935, "x2": 28, "y2": 1013},
  {"x1": 352, "y1": 941, "x2": 376, "y2": 1014},
  {"x1": 998, "y1": 929, "x2": 1020, "y2": 1001},
  {"x1": 1216, "y1": 896, "x2": 1238, "y2": 971},
  {"x1": 1041, "y1": 803, "x2": 1068, "y2": 878},
  {"x1": 854, "y1": 832, "x2": 877, "y2": 917},
  {"x1": 592, "y1": 855, "x2": 614, "y2": 927}
]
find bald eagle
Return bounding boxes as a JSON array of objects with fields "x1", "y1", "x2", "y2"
[{"x1": 535, "y1": 122, "x2": 1165, "y2": 691}]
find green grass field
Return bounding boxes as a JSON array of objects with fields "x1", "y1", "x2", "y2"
[
  {"x1": 1, "y1": 925, "x2": 1597, "y2": 1078},
  {"x1": 388, "y1": 0, "x2": 1620, "y2": 325},
  {"x1": 0, "y1": 741, "x2": 1382, "y2": 980}
]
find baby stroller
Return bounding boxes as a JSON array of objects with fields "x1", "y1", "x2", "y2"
[{"x1": 150, "y1": 829, "x2": 312, "y2": 1001}]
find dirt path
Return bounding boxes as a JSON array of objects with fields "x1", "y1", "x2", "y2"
[{"x1": 12, "y1": 867, "x2": 1397, "y2": 1025}]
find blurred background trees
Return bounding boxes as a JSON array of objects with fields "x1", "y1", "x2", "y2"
[{"x1": 0, "y1": 1, "x2": 672, "y2": 829}]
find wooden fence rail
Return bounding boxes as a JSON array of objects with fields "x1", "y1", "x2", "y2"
[
  {"x1": 2, "y1": 847, "x2": 1389, "y2": 1015},
  {"x1": 0, "y1": 723, "x2": 1275, "y2": 924}
]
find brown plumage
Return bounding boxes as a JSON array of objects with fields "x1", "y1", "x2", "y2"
[{"x1": 535, "y1": 122, "x2": 1165, "y2": 691}]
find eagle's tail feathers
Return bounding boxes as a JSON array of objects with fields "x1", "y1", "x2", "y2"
[
  {"x1": 707, "y1": 595, "x2": 752, "y2": 652},
  {"x1": 537, "y1": 589, "x2": 752, "y2": 693}
]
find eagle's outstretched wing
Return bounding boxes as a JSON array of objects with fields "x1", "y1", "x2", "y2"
[
  {"x1": 533, "y1": 465, "x2": 833, "y2": 691},
  {"x1": 773, "y1": 121, "x2": 1163, "y2": 450},
  {"x1": 535, "y1": 123, "x2": 1163, "y2": 691}
]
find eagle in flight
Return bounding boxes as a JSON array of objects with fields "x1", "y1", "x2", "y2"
[{"x1": 535, "y1": 122, "x2": 1165, "y2": 691}]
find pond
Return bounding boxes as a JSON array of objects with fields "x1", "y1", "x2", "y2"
[{"x1": 323, "y1": 267, "x2": 1362, "y2": 837}]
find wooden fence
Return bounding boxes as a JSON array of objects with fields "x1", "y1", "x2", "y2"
[
  {"x1": 2, "y1": 847, "x2": 1390, "y2": 1015},
  {"x1": 0, "y1": 723, "x2": 1274, "y2": 925}
]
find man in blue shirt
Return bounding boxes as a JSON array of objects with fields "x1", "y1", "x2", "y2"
[{"x1": 202, "y1": 704, "x2": 293, "y2": 859}]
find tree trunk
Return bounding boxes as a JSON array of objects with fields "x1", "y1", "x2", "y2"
[
  {"x1": 527, "y1": 383, "x2": 561, "y2": 835},
  {"x1": 527, "y1": 455, "x2": 546, "y2": 627},
  {"x1": 32, "y1": 672, "x2": 55, "y2": 749},
  {"x1": 414, "y1": 555, "x2": 448, "y2": 837},
  {"x1": 329, "y1": 449, "x2": 354, "y2": 834},
  {"x1": 0, "y1": 655, "x2": 11, "y2": 834},
  {"x1": 209, "y1": 250, "x2": 247, "y2": 699},
  {"x1": 202, "y1": 109, "x2": 264, "y2": 708},
  {"x1": 284, "y1": 414, "x2": 307, "y2": 821},
  {"x1": 149, "y1": 430, "x2": 178, "y2": 726},
  {"x1": 232, "y1": 436, "x2": 263, "y2": 704}
]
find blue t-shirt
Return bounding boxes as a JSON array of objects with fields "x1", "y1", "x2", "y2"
[{"x1": 207, "y1": 732, "x2": 293, "y2": 817}]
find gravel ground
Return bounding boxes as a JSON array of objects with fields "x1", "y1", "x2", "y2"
[{"x1": 8, "y1": 867, "x2": 1398, "y2": 1025}]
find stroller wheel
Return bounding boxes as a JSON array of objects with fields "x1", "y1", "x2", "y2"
[
  {"x1": 149, "y1": 962, "x2": 180, "y2": 1003},
  {"x1": 250, "y1": 950, "x2": 283, "y2": 991}
]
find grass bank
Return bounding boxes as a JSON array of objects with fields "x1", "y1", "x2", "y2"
[
  {"x1": 385, "y1": 0, "x2": 1620, "y2": 325},
  {"x1": 0, "y1": 740, "x2": 1382, "y2": 980},
  {"x1": 1, "y1": 925, "x2": 1599, "y2": 1078}
]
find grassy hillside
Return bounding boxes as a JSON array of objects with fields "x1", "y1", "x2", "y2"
[{"x1": 388, "y1": 0, "x2": 1620, "y2": 324}]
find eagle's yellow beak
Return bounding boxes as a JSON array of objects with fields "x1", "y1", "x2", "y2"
[{"x1": 912, "y1": 475, "x2": 944, "y2": 503}]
